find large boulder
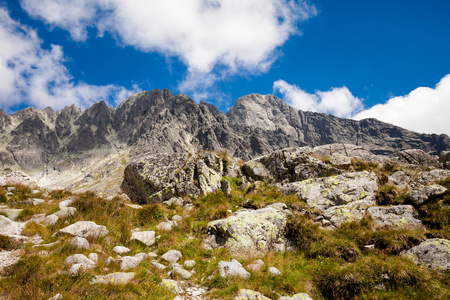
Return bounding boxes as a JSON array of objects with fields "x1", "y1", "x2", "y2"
[
  {"x1": 203, "y1": 203, "x2": 291, "y2": 254},
  {"x1": 367, "y1": 205, "x2": 423, "y2": 228},
  {"x1": 312, "y1": 144, "x2": 385, "y2": 164},
  {"x1": 281, "y1": 171, "x2": 379, "y2": 211},
  {"x1": 403, "y1": 239, "x2": 450, "y2": 270},
  {"x1": 409, "y1": 169, "x2": 450, "y2": 189},
  {"x1": 242, "y1": 147, "x2": 340, "y2": 183},
  {"x1": 122, "y1": 152, "x2": 226, "y2": 204},
  {"x1": 406, "y1": 185, "x2": 447, "y2": 205},
  {"x1": 322, "y1": 199, "x2": 375, "y2": 228},
  {"x1": 398, "y1": 149, "x2": 441, "y2": 168}
]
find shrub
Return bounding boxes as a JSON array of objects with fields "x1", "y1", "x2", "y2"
[
  {"x1": 16, "y1": 208, "x2": 35, "y2": 221},
  {"x1": 49, "y1": 189, "x2": 71, "y2": 200},
  {"x1": 137, "y1": 204, "x2": 165, "y2": 226},
  {"x1": 376, "y1": 184, "x2": 406, "y2": 205},
  {"x1": 0, "y1": 234, "x2": 17, "y2": 250},
  {"x1": 286, "y1": 214, "x2": 321, "y2": 251}
]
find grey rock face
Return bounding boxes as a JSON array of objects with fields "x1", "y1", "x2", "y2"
[
  {"x1": 122, "y1": 151, "x2": 225, "y2": 204},
  {"x1": 403, "y1": 239, "x2": 450, "y2": 270},
  {"x1": 282, "y1": 171, "x2": 379, "y2": 211},
  {"x1": 367, "y1": 205, "x2": 423, "y2": 228},
  {"x1": 243, "y1": 147, "x2": 340, "y2": 183},
  {"x1": 398, "y1": 149, "x2": 441, "y2": 168},
  {"x1": 203, "y1": 203, "x2": 291, "y2": 254}
]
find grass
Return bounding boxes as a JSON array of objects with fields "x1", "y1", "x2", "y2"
[{"x1": 1, "y1": 173, "x2": 449, "y2": 299}]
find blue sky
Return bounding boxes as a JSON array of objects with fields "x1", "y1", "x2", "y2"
[{"x1": 0, "y1": 0, "x2": 449, "y2": 136}]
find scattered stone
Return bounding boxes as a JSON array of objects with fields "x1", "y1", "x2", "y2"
[
  {"x1": 32, "y1": 198, "x2": 45, "y2": 205},
  {"x1": 120, "y1": 256, "x2": 141, "y2": 270},
  {"x1": 106, "y1": 257, "x2": 115, "y2": 265},
  {"x1": 0, "y1": 208, "x2": 22, "y2": 221},
  {"x1": 203, "y1": 203, "x2": 291, "y2": 254},
  {"x1": 161, "y1": 279, "x2": 181, "y2": 294},
  {"x1": 148, "y1": 251, "x2": 158, "y2": 258},
  {"x1": 70, "y1": 236, "x2": 90, "y2": 250},
  {"x1": 124, "y1": 203, "x2": 143, "y2": 209},
  {"x1": 162, "y1": 197, "x2": 184, "y2": 207},
  {"x1": 0, "y1": 215, "x2": 23, "y2": 236},
  {"x1": 156, "y1": 220, "x2": 174, "y2": 231},
  {"x1": 403, "y1": 239, "x2": 450, "y2": 270},
  {"x1": 59, "y1": 221, "x2": 109, "y2": 239},
  {"x1": 91, "y1": 272, "x2": 135, "y2": 284},
  {"x1": 48, "y1": 293, "x2": 63, "y2": 300},
  {"x1": 367, "y1": 205, "x2": 423, "y2": 228},
  {"x1": 88, "y1": 253, "x2": 98, "y2": 263},
  {"x1": 246, "y1": 259, "x2": 265, "y2": 272},
  {"x1": 54, "y1": 207, "x2": 77, "y2": 219},
  {"x1": 161, "y1": 250, "x2": 182, "y2": 263},
  {"x1": 65, "y1": 254, "x2": 96, "y2": 268},
  {"x1": 6, "y1": 187, "x2": 15, "y2": 192},
  {"x1": 406, "y1": 185, "x2": 447, "y2": 205},
  {"x1": 59, "y1": 197, "x2": 76, "y2": 209},
  {"x1": 234, "y1": 289, "x2": 269, "y2": 300},
  {"x1": 282, "y1": 171, "x2": 379, "y2": 211},
  {"x1": 151, "y1": 261, "x2": 166, "y2": 270},
  {"x1": 68, "y1": 263, "x2": 94, "y2": 275},
  {"x1": 269, "y1": 267, "x2": 282, "y2": 275},
  {"x1": 184, "y1": 260, "x2": 196, "y2": 269},
  {"x1": 45, "y1": 214, "x2": 59, "y2": 226},
  {"x1": 130, "y1": 230, "x2": 155, "y2": 246},
  {"x1": 171, "y1": 267, "x2": 192, "y2": 279},
  {"x1": 0, "y1": 249, "x2": 24, "y2": 272},
  {"x1": 134, "y1": 253, "x2": 148, "y2": 261},
  {"x1": 113, "y1": 246, "x2": 131, "y2": 255},
  {"x1": 172, "y1": 215, "x2": 183, "y2": 222},
  {"x1": 218, "y1": 259, "x2": 250, "y2": 279}
]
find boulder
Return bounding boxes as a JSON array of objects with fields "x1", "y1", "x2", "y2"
[
  {"x1": 91, "y1": 272, "x2": 135, "y2": 284},
  {"x1": 161, "y1": 250, "x2": 182, "y2": 263},
  {"x1": 312, "y1": 144, "x2": 384, "y2": 163},
  {"x1": 45, "y1": 214, "x2": 59, "y2": 226},
  {"x1": 367, "y1": 205, "x2": 423, "y2": 228},
  {"x1": 282, "y1": 171, "x2": 379, "y2": 211},
  {"x1": 170, "y1": 267, "x2": 192, "y2": 279},
  {"x1": 130, "y1": 230, "x2": 155, "y2": 247},
  {"x1": 120, "y1": 254, "x2": 147, "y2": 270},
  {"x1": 65, "y1": 254, "x2": 96, "y2": 267},
  {"x1": 0, "y1": 215, "x2": 23, "y2": 236},
  {"x1": 203, "y1": 203, "x2": 291, "y2": 254},
  {"x1": 122, "y1": 151, "x2": 226, "y2": 204},
  {"x1": 243, "y1": 148, "x2": 340, "y2": 183},
  {"x1": 234, "y1": 289, "x2": 269, "y2": 299},
  {"x1": 398, "y1": 149, "x2": 441, "y2": 168},
  {"x1": 439, "y1": 151, "x2": 450, "y2": 169},
  {"x1": 406, "y1": 185, "x2": 447, "y2": 205},
  {"x1": 161, "y1": 279, "x2": 181, "y2": 294},
  {"x1": 156, "y1": 221, "x2": 174, "y2": 231},
  {"x1": 269, "y1": 267, "x2": 282, "y2": 275},
  {"x1": 151, "y1": 261, "x2": 166, "y2": 270},
  {"x1": 68, "y1": 263, "x2": 94, "y2": 275},
  {"x1": 403, "y1": 239, "x2": 450, "y2": 270},
  {"x1": 409, "y1": 169, "x2": 450, "y2": 188},
  {"x1": 69, "y1": 236, "x2": 90, "y2": 250},
  {"x1": 54, "y1": 207, "x2": 77, "y2": 218},
  {"x1": 322, "y1": 199, "x2": 375, "y2": 228},
  {"x1": 59, "y1": 221, "x2": 109, "y2": 238},
  {"x1": 88, "y1": 253, "x2": 98, "y2": 263},
  {"x1": 218, "y1": 259, "x2": 250, "y2": 279}
]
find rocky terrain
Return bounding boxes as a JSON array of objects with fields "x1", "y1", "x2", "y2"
[
  {"x1": 1, "y1": 143, "x2": 450, "y2": 299},
  {"x1": 0, "y1": 89, "x2": 449, "y2": 195}
]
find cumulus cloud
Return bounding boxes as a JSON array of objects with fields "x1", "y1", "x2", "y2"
[
  {"x1": 20, "y1": 0, "x2": 317, "y2": 98},
  {"x1": 354, "y1": 75, "x2": 450, "y2": 136},
  {"x1": 0, "y1": 8, "x2": 138, "y2": 111},
  {"x1": 273, "y1": 79, "x2": 364, "y2": 118}
]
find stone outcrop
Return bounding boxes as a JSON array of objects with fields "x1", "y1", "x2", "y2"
[
  {"x1": 398, "y1": 149, "x2": 441, "y2": 168},
  {"x1": 367, "y1": 205, "x2": 423, "y2": 228},
  {"x1": 203, "y1": 203, "x2": 291, "y2": 254},
  {"x1": 403, "y1": 239, "x2": 450, "y2": 270},
  {"x1": 121, "y1": 152, "x2": 225, "y2": 204}
]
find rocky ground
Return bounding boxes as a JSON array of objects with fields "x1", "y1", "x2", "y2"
[{"x1": 0, "y1": 144, "x2": 449, "y2": 299}]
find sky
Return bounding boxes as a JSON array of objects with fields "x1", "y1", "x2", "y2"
[{"x1": 0, "y1": 0, "x2": 449, "y2": 136}]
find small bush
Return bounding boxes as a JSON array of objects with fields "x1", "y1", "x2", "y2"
[
  {"x1": 0, "y1": 187, "x2": 7, "y2": 203},
  {"x1": 286, "y1": 214, "x2": 321, "y2": 251},
  {"x1": 49, "y1": 189, "x2": 71, "y2": 200},
  {"x1": 0, "y1": 234, "x2": 17, "y2": 250},
  {"x1": 137, "y1": 204, "x2": 165, "y2": 226},
  {"x1": 16, "y1": 208, "x2": 35, "y2": 221},
  {"x1": 376, "y1": 184, "x2": 406, "y2": 205},
  {"x1": 419, "y1": 201, "x2": 450, "y2": 230}
]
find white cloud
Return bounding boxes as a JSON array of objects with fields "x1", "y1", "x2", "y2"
[
  {"x1": 273, "y1": 79, "x2": 364, "y2": 118},
  {"x1": 0, "y1": 8, "x2": 139, "y2": 111},
  {"x1": 20, "y1": 0, "x2": 317, "y2": 98},
  {"x1": 354, "y1": 75, "x2": 450, "y2": 136}
]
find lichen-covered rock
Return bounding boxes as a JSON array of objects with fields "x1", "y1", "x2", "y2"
[
  {"x1": 161, "y1": 250, "x2": 182, "y2": 263},
  {"x1": 388, "y1": 171, "x2": 411, "y2": 189},
  {"x1": 367, "y1": 205, "x2": 423, "y2": 228},
  {"x1": 59, "y1": 221, "x2": 108, "y2": 238},
  {"x1": 130, "y1": 230, "x2": 155, "y2": 246},
  {"x1": 243, "y1": 148, "x2": 340, "y2": 183},
  {"x1": 403, "y1": 239, "x2": 450, "y2": 270},
  {"x1": 91, "y1": 272, "x2": 135, "y2": 284},
  {"x1": 122, "y1": 151, "x2": 227, "y2": 204},
  {"x1": 322, "y1": 199, "x2": 375, "y2": 227},
  {"x1": 282, "y1": 171, "x2": 379, "y2": 211},
  {"x1": 406, "y1": 184, "x2": 447, "y2": 205},
  {"x1": 161, "y1": 279, "x2": 181, "y2": 294},
  {"x1": 398, "y1": 149, "x2": 441, "y2": 168},
  {"x1": 409, "y1": 169, "x2": 450, "y2": 188},
  {"x1": 219, "y1": 259, "x2": 250, "y2": 279},
  {"x1": 203, "y1": 203, "x2": 291, "y2": 254},
  {"x1": 234, "y1": 289, "x2": 269, "y2": 300}
]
